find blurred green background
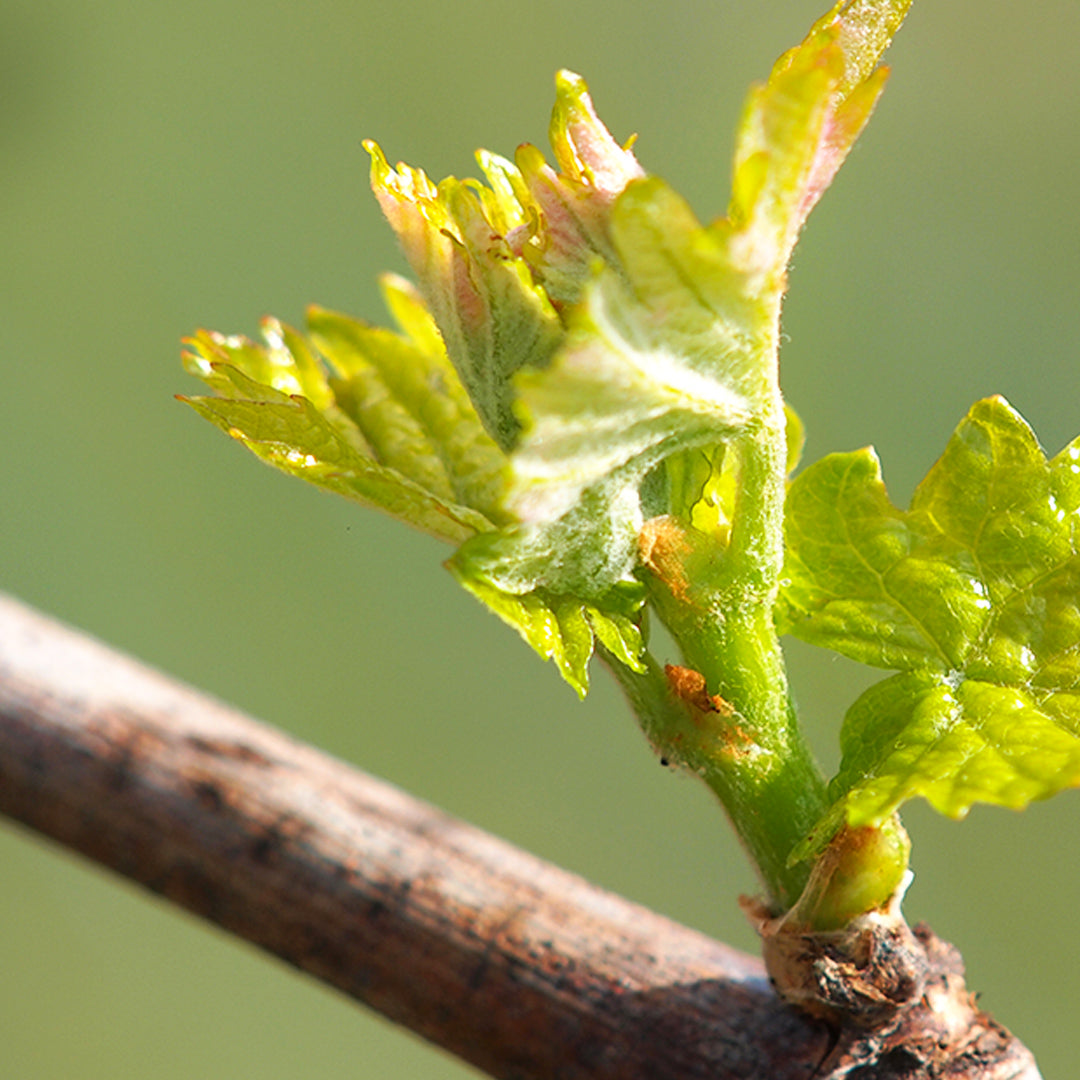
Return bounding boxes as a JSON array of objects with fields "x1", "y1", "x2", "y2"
[{"x1": 2, "y1": 0, "x2": 1078, "y2": 1075}]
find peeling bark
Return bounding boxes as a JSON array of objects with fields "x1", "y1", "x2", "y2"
[
  {"x1": 0, "y1": 593, "x2": 1043, "y2": 1078},
  {"x1": 745, "y1": 894, "x2": 1041, "y2": 1079}
]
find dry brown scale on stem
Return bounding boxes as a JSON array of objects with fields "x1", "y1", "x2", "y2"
[{"x1": 744, "y1": 893, "x2": 1041, "y2": 1078}]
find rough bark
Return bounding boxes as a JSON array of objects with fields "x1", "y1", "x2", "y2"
[{"x1": 0, "y1": 593, "x2": 1041, "y2": 1079}]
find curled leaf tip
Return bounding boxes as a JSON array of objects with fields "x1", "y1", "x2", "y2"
[
  {"x1": 550, "y1": 69, "x2": 644, "y2": 194},
  {"x1": 726, "y1": 0, "x2": 911, "y2": 283}
]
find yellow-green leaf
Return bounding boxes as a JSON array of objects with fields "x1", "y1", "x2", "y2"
[{"x1": 783, "y1": 397, "x2": 1080, "y2": 857}]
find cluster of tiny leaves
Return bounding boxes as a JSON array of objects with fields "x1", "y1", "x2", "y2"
[
  {"x1": 182, "y1": 278, "x2": 506, "y2": 546},
  {"x1": 183, "y1": 0, "x2": 910, "y2": 698},
  {"x1": 780, "y1": 397, "x2": 1080, "y2": 859}
]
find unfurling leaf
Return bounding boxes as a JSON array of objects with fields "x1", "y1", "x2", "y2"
[
  {"x1": 448, "y1": 565, "x2": 645, "y2": 699},
  {"x1": 181, "y1": 305, "x2": 501, "y2": 545},
  {"x1": 365, "y1": 142, "x2": 564, "y2": 451},
  {"x1": 728, "y1": 0, "x2": 909, "y2": 285},
  {"x1": 479, "y1": 0, "x2": 908, "y2": 612}
]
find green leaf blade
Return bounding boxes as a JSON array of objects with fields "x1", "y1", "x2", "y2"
[
  {"x1": 183, "y1": 387, "x2": 491, "y2": 545},
  {"x1": 785, "y1": 396, "x2": 1080, "y2": 851},
  {"x1": 837, "y1": 673, "x2": 1080, "y2": 828},
  {"x1": 447, "y1": 560, "x2": 645, "y2": 699},
  {"x1": 779, "y1": 446, "x2": 943, "y2": 670},
  {"x1": 184, "y1": 323, "x2": 333, "y2": 411},
  {"x1": 910, "y1": 398, "x2": 1065, "y2": 595},
  {"x1": 307, "y1": 303, "x2": 510, "y2": 523}
]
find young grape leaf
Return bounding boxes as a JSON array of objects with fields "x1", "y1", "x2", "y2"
[
  {"x1": 455, "y1": 2, "x2": 909, "y2": 611},
  {"x1": 506, "y1": 69, "x2": 646, "y2": 310},
  {"x1": 307, "y1": 286, "x2": 510, "y2": 525},
  {"x1": 781, "y1": 396, "x2": 1080, "y2": 858},
  {"x1": 663, "y1": 403, "x2": 804, "y2": 541},
  {"x1": 447, "y1": 567, "x2": 645, "y2": 698},
  {"x1": 182, "y1": 308, "x2": 498, "y2": 545},
  {"x1": 365, "y1": 142, "x2": 564, "y2": 452},
  {"x1": 727, "y1": 0, "x2": 910, "y2": 286},
  {"x1": 511, "y1": 178, "x2": 760, "y2": 527}
]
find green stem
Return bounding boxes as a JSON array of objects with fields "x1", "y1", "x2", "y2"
[
  {"x1": 630, "y1": 394, "x2": 830, "y2": 910},
  {"x1": 678, "y1": 612, "x2": 827, "y2": 911},
  {"x1": 621, "y1": 385, "x2": 911, "y2": 922},
  {"x1": 602, "y1": 646, "x2": 825, "y2": 910}
]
